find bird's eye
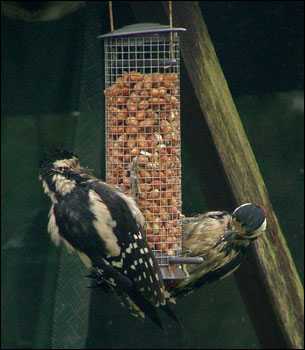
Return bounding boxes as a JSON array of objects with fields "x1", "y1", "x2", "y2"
[{"x1": 209, "y1": 214, "x2": 221, "y2": 219}]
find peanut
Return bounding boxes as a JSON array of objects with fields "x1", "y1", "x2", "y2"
[{"x1": 105, "y1": 72, "x2": 183, "y2": 256}]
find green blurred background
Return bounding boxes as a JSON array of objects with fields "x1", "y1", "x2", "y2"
[{"x1": 1, "y1": 1, "x2": 303, "y2": 349}]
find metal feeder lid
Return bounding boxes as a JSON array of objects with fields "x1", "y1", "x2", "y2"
[{"x1": 98, "y1": 23, "x2": 186, "y2": 39}]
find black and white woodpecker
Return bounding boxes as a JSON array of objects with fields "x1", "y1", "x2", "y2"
[
  {"x1": 39, "y1": 148, "x2": 177, "y2": 330},
  {"x1": 168, "y1": 203, "x2": 267, "y2": 298}
]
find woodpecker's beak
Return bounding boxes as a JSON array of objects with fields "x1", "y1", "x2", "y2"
[{"x1": 214, "y1": 230, "x2": 236, "y2": 248}]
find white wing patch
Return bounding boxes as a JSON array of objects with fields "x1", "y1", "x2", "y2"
[
  {"x1": 125, "y1": 295, "x2": 145, "y2": 319},
  {"x1": 111, "y1": 260, "x2": 124, "y2": 268},
  {"x1": 89, "y1": 189, "x2": 121, "y2": 257},
  {"x1": 47, "y1": 205, "x2": 61, "y2": 246},
  {"x1": 62, "y1": 238, "x2": 74, "y2": 253},
  {"x1": 62, "y1": 239, "x2": 93, "y2": 268}
]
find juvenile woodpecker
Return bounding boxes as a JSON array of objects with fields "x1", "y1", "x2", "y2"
[
  {"x1": 168, "y1": 203, "x2": 267, "y2": 298},
  {"x1": 39, "y1": 148, "x2": 177, "y2": 330}
]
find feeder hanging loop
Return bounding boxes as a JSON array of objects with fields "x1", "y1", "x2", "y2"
[{"x1": 108, "y1": 1, "x2": 114, "y2": 32}]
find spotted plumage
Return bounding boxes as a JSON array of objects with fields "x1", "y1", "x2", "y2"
[
  {"x1": 39, "y1": 148, "x2": 177, "y2": 330},
  {"x1": 168, "y1": 203, "x2": 267, "y2": 298}
]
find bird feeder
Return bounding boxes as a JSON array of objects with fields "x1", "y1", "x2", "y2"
[{"x1": 99, "y1": 23, "x2": 202, "y2": 280}]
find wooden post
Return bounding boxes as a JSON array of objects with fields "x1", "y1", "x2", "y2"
[{"x1": 131, "y1": 1, "x2": 304, "y2": 348}]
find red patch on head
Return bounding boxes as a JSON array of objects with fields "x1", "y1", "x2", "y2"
[{"x1": 259, "y1": 205, "x2": 267, "y2": 216}]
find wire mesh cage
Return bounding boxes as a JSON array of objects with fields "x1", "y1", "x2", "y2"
[{"x1": 99, "y1": 23, "x2": 187, "y2": 279}]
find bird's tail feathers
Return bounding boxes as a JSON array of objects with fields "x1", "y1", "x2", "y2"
[
  {"x1": 125, "y1": 288, "x2": 165, "y2": 332},
  {"x1": 161, "y1": 303, "x2": 183, "y2": 328}
]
